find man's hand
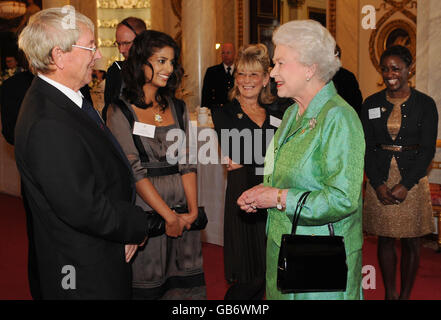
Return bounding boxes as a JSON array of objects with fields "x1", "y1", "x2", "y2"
[{"x1": 125, "y1": 244, "x2": 138, "y2": 263}]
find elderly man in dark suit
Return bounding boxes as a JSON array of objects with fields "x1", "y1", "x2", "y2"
[
  {"x1": 201, "y1": 43, "x2": 235, "y2": 109},
  {"x1": 16, "y1": 7, "x2": 155, "y2": 299},
  {"x1": 1, "y1": 70, "x2": 94, "y2": 300}
]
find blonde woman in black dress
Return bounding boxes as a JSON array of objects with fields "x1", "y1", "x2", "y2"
[{"x1": 212, "y1": 44, "x2": 285, "y2": 299}]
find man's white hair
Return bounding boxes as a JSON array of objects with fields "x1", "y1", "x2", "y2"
[{"x1": 18, "y1": 7, "x2": 94, "y2": 74}]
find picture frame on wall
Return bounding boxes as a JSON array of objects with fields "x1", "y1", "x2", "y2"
[
  {"x1": 257, "y1": 23, "x2": 277, "y2": 59},
  {"x1": 370, "y1": 18, "x2": 417, "y2": 79},
  {"x1": 307, "y1": 7, "x2": 326, "y2": 27}
]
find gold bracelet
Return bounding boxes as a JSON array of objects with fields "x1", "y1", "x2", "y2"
[{"x1": 276, "y1": 189, "x2": 285, "y2": 211}]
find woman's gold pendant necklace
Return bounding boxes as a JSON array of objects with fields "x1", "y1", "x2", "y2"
[
  {"x1": 154, "y1": 112, "x2": 163, "y2": 124},
  {"x1": 153, "y1": 106, "x2": 163, "y2": 124}
]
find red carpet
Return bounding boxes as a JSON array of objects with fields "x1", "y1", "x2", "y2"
[{"x1": 1, "y1": 193, "x2": 441, "y2": 300}]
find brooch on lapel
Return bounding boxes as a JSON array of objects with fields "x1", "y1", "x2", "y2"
[
  {"x1": 309, "y1": 118, "x2": 317, "y2": 130},
  {"x1": 381, "y1": 107, "x2": 387, "y2": 113},
  {"x1": 237, "y1": 113, "x2": 244, "y2": 119}
]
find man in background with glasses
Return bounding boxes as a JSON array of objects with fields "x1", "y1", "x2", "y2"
[
  {"x1": 16, "y1": 7, "x2": 153, "y2": 299},
  {"x1": 102, "y1": 17, "x2": 146, "y2": 122}
]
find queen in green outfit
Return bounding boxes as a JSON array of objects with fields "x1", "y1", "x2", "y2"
[{"x1": 238, "y1": 20, "x2": 365, "y2": 300}]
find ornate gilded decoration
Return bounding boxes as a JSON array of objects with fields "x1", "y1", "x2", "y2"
[
  {"x1": 368, "y1": 0, "x2": 417, "y2": 81},
  {"x1": 97, "y1": 0, "x2": 151, "y2": 9},
  {"x1": 97, "y1": 19, "x2": 119, "y2": 28},
  {"x1": 328, "y1": 0, "x2": 336, "y2": 39},
  {"x1": 287, "y1": 0, "x2": 305, "y2": 8},
  {"x1": 98, "y1": 38, "x2": 117, "y2": 47},
  {"x1": 237, "y1": 0, "x2": 244, "y2": 48},
  {"x1": 97, "y1": 18, "x2": 151, "y2": 29}
]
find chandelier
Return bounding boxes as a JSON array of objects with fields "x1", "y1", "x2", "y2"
[{"x1": 0, "y1": 1, "x2": 26, "y2": 20}]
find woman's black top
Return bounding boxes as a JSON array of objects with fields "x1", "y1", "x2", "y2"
[
  {"x1": 361, "y1": 88, "x2": 438, "y2": 191},
  {"x1": 211, "y1": 98, "x2": 286, "y2": 169}
]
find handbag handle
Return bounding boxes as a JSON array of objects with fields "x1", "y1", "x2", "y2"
[{"x1": 290, "y1": 191, "x2": 335, "y2": 237}]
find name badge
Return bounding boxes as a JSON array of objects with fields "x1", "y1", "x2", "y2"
[
  {"x1": 270, "y1": 115, "x2": 282, "y2": 128},
  {"x1": 368, "y1": 107, "x2": 381, "y2": 120},
  {"x1": 133, "y1": 121, "x2": 155, "y2": 138}
]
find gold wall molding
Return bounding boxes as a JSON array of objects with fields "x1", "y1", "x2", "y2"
[
  {"x1": 368, "y1": 0, "x2": 417, "y2": 83},
  {"x1": 97, "y1": 0, "x2": 151, "y2": 9},
  {"x1": 328, "y1": 0, "x2": 336, "y2": 39},
  {"x1": 97, "y1": 18, "x2": 151, "y2": 29},
  {"x1": 237, "y1": 0, "x2": 244, "y2": 48}
]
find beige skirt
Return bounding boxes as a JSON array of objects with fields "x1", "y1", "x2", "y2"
[{"x1": 363, "y1": 157, "x2": 435, "y2": 238}]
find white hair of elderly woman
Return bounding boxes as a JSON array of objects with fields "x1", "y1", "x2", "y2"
[
  {"x1": 273, "y1": 19, "x2": 341, "y2": 83},
  {"x1": 19, "y1": 7, "x2": 95, "y2": 74}
]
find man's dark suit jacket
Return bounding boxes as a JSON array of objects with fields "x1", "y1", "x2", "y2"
[
  {"x1": 102, "y1": 61, "x2": 123, "y2": 122},
  {"x1": 201, "y1": 63, "x2": 234, "y2": 109},
  {"x1": 14, "y1": 77, "x2": 149, "y2": 299},
  {"x1": 332, "y1": 67, "x2": 363, "y2": 117}
]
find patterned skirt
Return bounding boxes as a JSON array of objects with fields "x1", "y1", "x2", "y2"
[{"x1": 363, "y1": 157, "x2": 435, "y2": 238}]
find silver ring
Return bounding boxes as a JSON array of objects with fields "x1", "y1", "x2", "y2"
[{"x1": 251, "y1": 205, "x2": 257, "y2": 210}]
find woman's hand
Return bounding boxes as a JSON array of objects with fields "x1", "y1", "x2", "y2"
[
  {"x1": 375, "y1": 184, "x2": 399, "y2": 205},
  {"x1": 238, "y1": 185, "x2": 280, "y2": 212},
  {"x1": 178, "y1": 210, "x2": 198, "y2": 230},
  {"x1": 390, "y1": 183, "x2": 408, "y2": 203},
  {"x1": 125, "y1": 244, "x2": 138, "y2": 263},
  {"x1": 224, "y1": 156, "x2": 243, "y2": 171},
  {"x1": 165, "y1": 212, "x2": 185, "y2": 237}
]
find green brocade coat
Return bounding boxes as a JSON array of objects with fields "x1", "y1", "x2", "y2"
[{"x1": 263, "y1": 82, "x2": 365, "y2": 300}]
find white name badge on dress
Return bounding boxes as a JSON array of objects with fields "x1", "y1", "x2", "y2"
[
  {"x1": 368, "y1": 107, "x2": 381, "y2": 120},
  {"x1": 133, "y1": 121, "x2": 156, "y2": 138},
  {"x1": 270, "y1": 115, "x2": 282, "y2": 128}
]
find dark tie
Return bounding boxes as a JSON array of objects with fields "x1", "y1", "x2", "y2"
[
  {"x1": 226, "y1": 66, "x2": 231, "y2": 76},
  {"x1": 81, "y1": 98, "x2": 129, "y2": 167},
  {"x1": 82, "y1": 98, "x2": 104, "y2": 129}
]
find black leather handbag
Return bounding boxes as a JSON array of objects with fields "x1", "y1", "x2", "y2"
[
  {"x1": 145, "y1": 206, "x2": 208, "y2": 237},
  {"x1": 277, "y1": 191, "x2": 348, "y2": 294}
]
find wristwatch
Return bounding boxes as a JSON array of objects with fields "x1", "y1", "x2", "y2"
[{"x1": 276, "y1": 189, "x2": 285, "y2": 211}]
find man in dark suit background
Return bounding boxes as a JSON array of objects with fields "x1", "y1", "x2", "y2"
[
  {"x1": 102, "y1": 17, "x2": 146, "y2": 122},
  {"x1": 201, "y1": 43, "x2": 235, "y2": 109},
  {"x1": 332, "y1": 45, "x2": 363, "y2": 117},
  {"x1": 1, "y1": 71, "x2": 93, "y2": 145},
  {"x1": 16, "y1": 7, "x2": 155, "y2": 299}
]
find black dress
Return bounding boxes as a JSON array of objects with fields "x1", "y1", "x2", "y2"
[{"x1": 211, "y1": 99, "x2": 285, "y2": 299}]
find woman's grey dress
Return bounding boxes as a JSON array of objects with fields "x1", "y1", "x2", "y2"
[{"x1": 107, "y1": 97, "x2": 206, "y2": 299}]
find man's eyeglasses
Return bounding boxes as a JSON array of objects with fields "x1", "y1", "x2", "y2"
[{"x1": 72, "y1": 44, "x2": 98, "y2": 54}]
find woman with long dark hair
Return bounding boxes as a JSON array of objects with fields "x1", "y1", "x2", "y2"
[{"x1": 107, "y1": 30, "x2": 206, "y2": 300}]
